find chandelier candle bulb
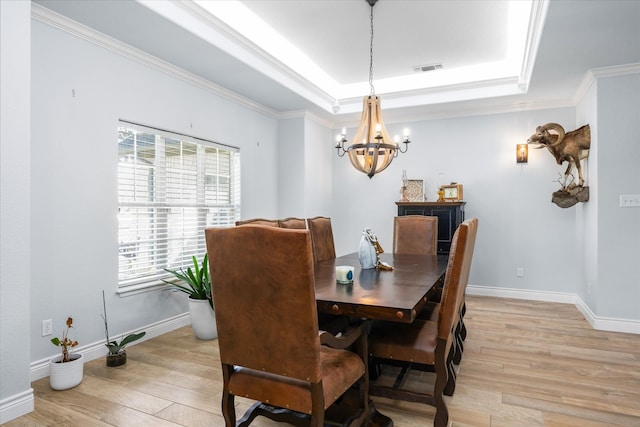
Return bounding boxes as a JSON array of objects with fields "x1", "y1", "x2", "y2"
[{"x1": 335, "y1": 265, "x2": 354, "y2": 284}]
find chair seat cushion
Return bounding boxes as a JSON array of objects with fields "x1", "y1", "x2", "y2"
[
  {"x1": 228, "y1": 346, "x2": 365, "y2": 414},
  {"x1": 369, "y1": 319, "x2": 438, "y2": 365}
]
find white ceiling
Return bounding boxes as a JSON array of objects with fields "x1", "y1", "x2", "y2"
[{"x1": 33, "y1": 0, "x2": 640, "y2": 124}]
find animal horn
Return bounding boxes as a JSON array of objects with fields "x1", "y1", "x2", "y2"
[{"x1": 539, "y1": 123, "x2": 565, "y2": 147}]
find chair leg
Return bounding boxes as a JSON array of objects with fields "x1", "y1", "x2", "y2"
[
  {"x1": 221, "y1": 364, "x2": 236, "y2": 427},
  {"x1": 444, "y1": 359, "x2": 457, "y2": 396},
  {"x1": 237, "y1": 402, "x2": 261, "y2": 427},
  {"x1": 443, "y1": 345, "x2": 457, "y2": 396},
  {"x1": 310, "y1": 382, "x2": 325, "y2": 427},
  {"x1": 452, "y1": 341, "x2": 461, "y2": 365},
  {"x1": 459, "y1": 302, "x2": 468, "y2": 341},
  {"x1": 453, "y1": 331, "x2": 464, "y2": 365},
  {"x1": 433, "y1": 343, "x2": 450, "y2": 427}
]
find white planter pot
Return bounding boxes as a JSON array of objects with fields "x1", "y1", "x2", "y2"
[
  {"x1": 188, "y1": 297, "x2": 217, "y2": 340},
  {"x1": 49, "y1": 353, "x2": 84, "y2": 390}
]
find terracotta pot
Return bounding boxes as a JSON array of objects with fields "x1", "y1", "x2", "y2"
[
  {"x1": 188, "y1": 297, "x2": 217, "y2": 340},
  {"x1": 49, "y1": 353, "x2": 84, "y2": 390},
  {"x1": 106, "y1": 350, "x2": 127, "y2": 367}
]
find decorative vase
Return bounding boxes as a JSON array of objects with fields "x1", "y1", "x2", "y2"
[
  {"x1": 49, "y1": 353, "x2": 84, "y2": 390},
  {"x1": 188, "y1": 297, "x2": 217, "y2": 340},
  {"x1": 106, "y1": 350, "x2": 127, "y2": 367},
  {"x1": 358, "y1": 229, "x2": 378, "y2": 270}
]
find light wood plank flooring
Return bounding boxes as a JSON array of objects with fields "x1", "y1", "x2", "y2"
[{"x1": 5, "y1": 296, "x2": 640, "y2": 426}]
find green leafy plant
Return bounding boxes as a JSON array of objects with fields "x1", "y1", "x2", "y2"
[
  {"x1": 163, "y1": 254, "x2": 213, "y2": 309},
  {"x1": 51, "y1": 317, "x2": 78, "y2": 363},
  {"x1": 101, "y1": 291, "x2": 146, "y2": 355}
]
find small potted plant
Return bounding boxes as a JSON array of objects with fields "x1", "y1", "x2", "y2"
[
  {"x1": 102, "y1": 291, "x2": 146, "y2": 367},
  {"x1": 163, "y1": 253, "x2": 217, "y2": 340},
  {"x1": 49, "y1": 316, "x2": 83, "y2": 390}
]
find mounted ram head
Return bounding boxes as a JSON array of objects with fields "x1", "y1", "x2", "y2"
[{"x1": 527, "y1": 123, "x2": 591, "y2": 187}]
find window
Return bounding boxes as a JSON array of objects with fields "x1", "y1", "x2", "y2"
[{"x1": 117, "y1": 121, "x2": 240, "y2": 289}]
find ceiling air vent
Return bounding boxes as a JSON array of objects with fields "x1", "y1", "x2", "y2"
[{"x1": 413, "y1": 64, "x2": 444, "y2": 73}]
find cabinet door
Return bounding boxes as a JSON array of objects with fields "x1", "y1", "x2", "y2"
[{"x1": 429, "y1": 207, "x2": 455, "y2": 253}]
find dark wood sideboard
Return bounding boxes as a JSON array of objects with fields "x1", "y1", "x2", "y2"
[{"x1": 396, "y1": 201, "x2": 466, "y2": 254}]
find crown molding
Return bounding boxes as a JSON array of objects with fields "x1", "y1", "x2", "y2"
[
  {"x1": 31, "y1": 3, "x2": 282, "y2": 119},
  {"x1": 518, "y1": 0, "x2": 550, "y2": 90},
  {"x1": 33, "y1": 2, "x2": 636, "y2": 131},
  {"x1": 279, "y1": 110, "x2": 334, "y2": 129},
  {"x1": 573, "y1": 62, "x2": 640, "y2": 104},
  {"x1": 170, "y1": 0, "x2": 337, "y2": 112}
]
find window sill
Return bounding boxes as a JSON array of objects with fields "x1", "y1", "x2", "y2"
[{"x1": 116, "y1": 279, "x2": 169, "y2": 297}]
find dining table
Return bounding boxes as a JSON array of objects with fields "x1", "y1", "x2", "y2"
[
  {"x1": 315, "y1": 251, "x2": 448, "y2": 323},
  {"x1": 314, "y1": 251, "x2": 449, "y2": 427}
]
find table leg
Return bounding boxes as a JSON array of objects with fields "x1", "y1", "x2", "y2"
[{"x1": 368, "y1": 400, "x2": 393, "y2": 427}]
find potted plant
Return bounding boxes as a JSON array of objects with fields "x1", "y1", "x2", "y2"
[
  {"x1": 49, "y1": 317, "x2": 83, "y2": 390},
  {"x1": 163, "y1": 254, "x2": 217, "y2": 340},
  {"x1": 101, "y1": 291, "x2": 146, "y2": 367}
]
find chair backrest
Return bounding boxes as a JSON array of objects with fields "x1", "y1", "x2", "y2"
[
  {"x1": 278, "y1": 217, "x2": 307, "y2": 229},
  {"x1": 393, "y1": 215, "x2": 438, "y2": 255},
  {"x1": 235, "y1": 218, "x2": 279, "y2": 227},
  {"x1": 307, "y1": 216, "x2": 336, "y2": 263},
  {"x1": 205, "y1": 225, "x2": 322, "y2": 382},
  {"x1": 437, "y1": 218, "x2": 478, "y2": 341}
]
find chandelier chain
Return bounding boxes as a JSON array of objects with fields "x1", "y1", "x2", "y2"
[{"x1": 369, "y1": 2, "x2": 375, "y2": 96}]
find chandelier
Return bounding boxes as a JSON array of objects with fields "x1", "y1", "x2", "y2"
[{"x1": 335, "y1": 0, "x2": 410, "y2": 179}]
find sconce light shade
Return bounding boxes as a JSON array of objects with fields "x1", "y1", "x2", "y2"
[{"x1": 516, "y1": 144, "x2": 528, "y2": 163}]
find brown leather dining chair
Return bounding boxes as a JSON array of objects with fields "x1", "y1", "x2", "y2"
[
  {"x1": 205, "y1": 225, "x2": 370, "y2": 427},
  {"x1": 393, "y1": 215, "x2": 438, "y2": 255},
  {"x1": 278, "y1": 217, "x2": 307, "y2": 229},
  {"x1": 307, "y1": 216, "x2": 336, "y2": 263},
  {"x1": 368, "y1": 218, "x2": 478, "y2": 427},
  {"x1": 416, "y1": 215, "x2": 477, "y2": 365}
]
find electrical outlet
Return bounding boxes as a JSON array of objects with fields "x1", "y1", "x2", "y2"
[
  {"x1": 42, "y1": 319, "x2": 53, "y2": 336},
  {"x1": 516, "y1": 267, "x2": 524, "y2": 277}
]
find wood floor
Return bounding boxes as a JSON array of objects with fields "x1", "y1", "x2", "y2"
[{"x1": 5, "y1": 296, "x2": 640, "y2": 427}]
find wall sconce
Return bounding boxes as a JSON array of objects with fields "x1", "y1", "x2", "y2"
[{"x1": 516, "y1": 144, "x2": 528, "y2": 163}]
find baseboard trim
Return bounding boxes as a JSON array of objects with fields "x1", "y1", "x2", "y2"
[
  {"x1": 574, "y1": 297, "x2": 640, "y2": 335},
  {"x1": 30, "y1": 312, "x2": 191, "y2": 382},
  {"x1": 467, "y1": 285, "x2": 577, "y2": 304},
  {"x1": 1, "y1": 314, "x2": 190, "y2": 424},
  {"x1": 0, "y1": 388, "x2": 34, "y2": 424},
  {"x1": 467, "y1": 285, "x2": 640, "y2": 334}
]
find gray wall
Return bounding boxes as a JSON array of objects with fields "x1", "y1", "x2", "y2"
[
  {"x1": 331, "y1": 107, "x2": 581, "y2": 296},
  {"x1": 28, "y1": 17, "x2": 283, "y2": 370},
  {"x1": 0, "y1": 1, "x2": 33, "y2": 422},
  {"x1": 594, "y1": 73, "x2": 640, "y2": 319}
]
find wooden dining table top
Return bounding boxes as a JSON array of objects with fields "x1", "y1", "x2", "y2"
[{"x1": 314, "y1": 252, "x2": 448, "y2": 323}]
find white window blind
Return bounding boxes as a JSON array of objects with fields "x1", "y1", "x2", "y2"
[{"x1": 117, "y1": 121, "x2": 240, "y2": 288}]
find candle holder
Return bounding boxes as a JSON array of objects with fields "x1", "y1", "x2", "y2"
[{"x1": 400, "y1": 170, "x2": 409, "y2": 202}]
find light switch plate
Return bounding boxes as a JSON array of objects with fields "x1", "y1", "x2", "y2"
[{"x1": 620, "y1": 194, "x2": 640, "y2": 207}]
